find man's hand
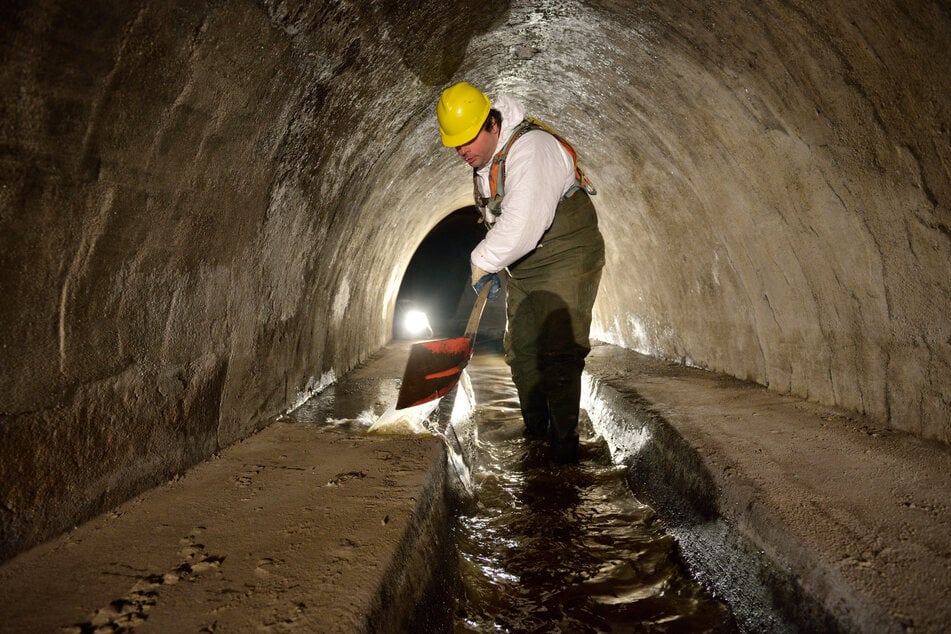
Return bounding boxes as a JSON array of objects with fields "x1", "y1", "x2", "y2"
[{"x1": 471, "y1": 263, "x2": 501, "y2": 299}]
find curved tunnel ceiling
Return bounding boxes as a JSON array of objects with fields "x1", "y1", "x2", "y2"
[
  {"x1": 371, "y1": 0, "x2": 951, "y2": 440},
  {"x1": 0, "y1": 0, "x2": 948, "y2": 557}
]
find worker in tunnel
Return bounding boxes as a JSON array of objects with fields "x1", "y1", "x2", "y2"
[{"x1": 436, "y1": 81, "x2": 606, "y2": 464}]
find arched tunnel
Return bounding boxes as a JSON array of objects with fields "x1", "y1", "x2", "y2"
[{"x1": 1, "y1": 0, "x2": 949, "y2": 631}]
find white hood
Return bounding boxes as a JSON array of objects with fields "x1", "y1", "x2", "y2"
[{"x1": 490, "y1": 94, "x2": 527, "y2": 158}]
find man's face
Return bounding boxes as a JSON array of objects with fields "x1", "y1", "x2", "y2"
[{"x1": 455, "y1": 122, "x2": 499, "y2": 169}]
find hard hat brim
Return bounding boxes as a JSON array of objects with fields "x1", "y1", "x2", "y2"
[{"x1": 439, "y1": 102, "x2": 490, "y2": 147}]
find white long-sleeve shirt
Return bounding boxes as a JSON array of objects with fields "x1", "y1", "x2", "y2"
[{"x1": 470, "y1": 95, "x2": 577, "y2": 273}]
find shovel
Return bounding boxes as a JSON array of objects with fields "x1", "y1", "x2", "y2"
[{"x1": 395, "y1": 282, "x2": 493, "y2": 410}]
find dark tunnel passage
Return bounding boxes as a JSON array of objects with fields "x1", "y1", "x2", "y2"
[
  {"x1": 1, "y1": 0, "x2": 950, "y2": 630},
  {"x1": 393, "y1": 207, "x2": 491, "y2": 340}
]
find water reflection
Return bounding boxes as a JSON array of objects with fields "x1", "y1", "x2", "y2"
[
  {"x1": 284, "y1": 351, "x2": 737, "y2": 632},
  {"x1": 454, "y1": 356, "x2": 737, "y2": 633}
]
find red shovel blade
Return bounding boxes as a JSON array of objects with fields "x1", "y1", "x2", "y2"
[{"x1": 395, "y1": 336, "x2": 474, "y2": 409}]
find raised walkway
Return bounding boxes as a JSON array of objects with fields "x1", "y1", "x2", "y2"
[
  {"x1": 583, "y1": 343, "x2": 951, "y2": 633},
  {"x1": 0, "y1": 345, "x2": 453, "y2": 634}
]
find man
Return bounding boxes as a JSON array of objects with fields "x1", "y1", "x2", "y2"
[{"x1": 436, "y1": 81, "x2": 605, "y2": 464}]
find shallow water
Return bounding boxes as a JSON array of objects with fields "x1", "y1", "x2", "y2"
[
  {"x1": 286, "y1": 349, "x2": 737, "y2": 632},
  {"x1": 452, "y1": 355, "x2": 737, "y2": 633}
]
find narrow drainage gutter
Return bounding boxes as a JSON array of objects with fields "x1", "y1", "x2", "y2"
[
  {"x1": 359, "y1": 375, "x2": 781, "y2": 632},
  {"x1": 347, "y1": 372, "x2": 802, "y2": 633}
]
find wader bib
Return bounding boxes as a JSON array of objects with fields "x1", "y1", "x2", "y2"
[{"x1": 476, "y1": 120, "x2": 605, "y2": 462}]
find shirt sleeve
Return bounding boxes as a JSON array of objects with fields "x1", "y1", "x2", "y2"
[{"x1": 470, "y1": 130, "x2": 575, "y2": 272}]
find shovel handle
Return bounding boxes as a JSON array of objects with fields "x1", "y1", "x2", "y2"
[{"x1": 465, "y1": 281, "x2": 493, "y2": 340}]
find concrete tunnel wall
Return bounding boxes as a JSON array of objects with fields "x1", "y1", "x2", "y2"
[{"x1": 0, "y1": 0, "x2": 948, "y2": 560}]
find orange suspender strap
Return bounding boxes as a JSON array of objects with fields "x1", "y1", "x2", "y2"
[
  {"x1": 474, "y1": 117, "x2": 596, "y2": 222},
  {"x1": 488, "y1": 118, "x2": 595, "y2": 202}
]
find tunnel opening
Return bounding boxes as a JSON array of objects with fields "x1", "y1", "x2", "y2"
[{"x1": 393, "y1": 206, "x2": 506, "y2": 342}]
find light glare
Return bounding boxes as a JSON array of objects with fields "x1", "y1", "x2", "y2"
[{"x1": 403, "y1": 309, "x2": 431, "y2": 336}]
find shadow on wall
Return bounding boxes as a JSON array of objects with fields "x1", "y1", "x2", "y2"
[{"x1": 371, "y1": 0, "x2": 511, "y2": 85}]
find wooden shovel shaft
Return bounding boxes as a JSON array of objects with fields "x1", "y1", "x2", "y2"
[{"x1": 465, "y1": 280, "x2": 493, "y2": 339}]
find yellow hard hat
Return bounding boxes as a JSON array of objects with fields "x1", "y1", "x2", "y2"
[{"x1": 436, "y1": 82, "x2": 491, "y2": 147}]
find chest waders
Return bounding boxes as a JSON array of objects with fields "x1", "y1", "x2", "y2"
[{"x1": 475, "y1": 118, "x2": 605, "y2": 463}]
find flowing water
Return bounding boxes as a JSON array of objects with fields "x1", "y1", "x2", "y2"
[
  {"x1": 450, "y1": 355, "x2": 737, "y2": 633},
  {"x1": 288, "y1": 347, "x2": 737, "y2": 632}
]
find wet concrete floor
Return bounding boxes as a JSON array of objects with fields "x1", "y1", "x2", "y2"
[{"x1": 0, "y1": 343, "x2": 451, "y2": 633}]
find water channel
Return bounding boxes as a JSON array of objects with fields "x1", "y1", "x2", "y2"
[
  {"x1": 290, "y1": 348, "x2": 738, "y2": 632},
  {"x1": 451, "y1": 355, "x2": 736, "y2": 633}
]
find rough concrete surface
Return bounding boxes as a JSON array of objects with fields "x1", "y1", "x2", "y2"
[
  {"x1": 584, "y1": 343, "x2": 951, "y2": 633},
  {"x1": 0, "y1": 420, "x2": 449, "y2": 633},
  {"x1": 2, "y1": 0, "x2": 949, "y2": 578}
]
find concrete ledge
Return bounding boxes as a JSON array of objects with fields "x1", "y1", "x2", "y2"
[
  {"x1": 0, "y1": 420, "x2": 449, "y2": 632},
  {"x1": 583, "y1": 343, "x2": 951, "y2": 633}
]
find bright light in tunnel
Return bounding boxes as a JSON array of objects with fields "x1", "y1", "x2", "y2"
[{"x1": 403, "y1": 309, "x2": 432, "y2": 337}]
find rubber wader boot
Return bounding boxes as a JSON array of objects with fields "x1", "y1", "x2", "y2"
[
  {"x1": 522, "y1": 405, "x2": 550, "y2": 439},
  {"x1": 545, "y1": 359, "x2": 583, "y2": 463},
  {"x1": 550, "y1": 418, "x2": 579, "y2": 464},
  {"x1": 504, "y1": 189, "x2": 605, "y2": 461}
]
